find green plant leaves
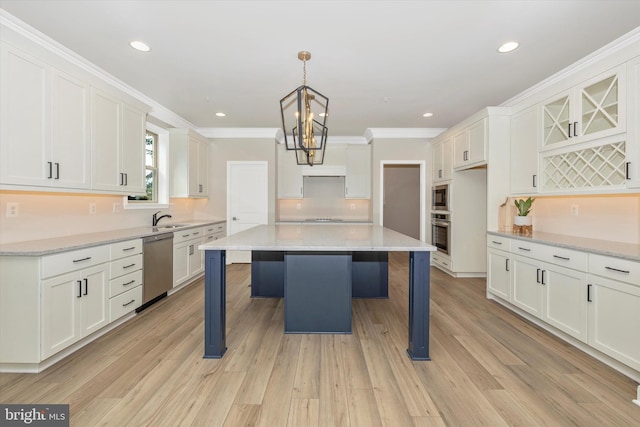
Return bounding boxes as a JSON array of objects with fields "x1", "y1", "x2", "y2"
[{"x1": 514, "y1": 197, "x2": 535, "y2": 216}]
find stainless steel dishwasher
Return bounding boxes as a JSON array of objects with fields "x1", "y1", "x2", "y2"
[{"x1": 140, "y1": 232, "x2": 174, "y2": 309}]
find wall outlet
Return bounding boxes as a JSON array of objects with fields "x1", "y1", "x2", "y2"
[
  {"x1": 89, "y1": 203, "x2": 97, "y2": 215},
  {"x1": 296, "y1": 203, "x2": 301, "y2": 210},
  {"x1": 113, "y1": 203, "x2": 122, "y2": 213},
  {"x1": 6, "y1": 202, "x2": 18, "y2": 217},
  {"x1": 570, "y1": 204, "x2": 579, "y2": 216},
  {"x1": 350, "y1": 203, "x2": 356, "y2": 210}
]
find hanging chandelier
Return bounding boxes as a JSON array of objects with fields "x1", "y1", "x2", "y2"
[{"x1": 279, "y1": 51, "x2": 329, "y2": 166}]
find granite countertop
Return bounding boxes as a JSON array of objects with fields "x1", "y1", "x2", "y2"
[
  {"x1": 488, "y1": 230, "x2": 640, "y2": 262},
  {"x1": 199, "y1": 224, "x2": 435, "y2": 252},
  {"x1": 0, "y1": 219, "x2": 226, "y2": 256}
]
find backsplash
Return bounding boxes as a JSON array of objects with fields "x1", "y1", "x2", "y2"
[
  {"x1": 0, "y1": 190, "x2": 209, "y2": 244},
  {"x1": 504, "y1": 194, "x2": 639, "y2": 244}
]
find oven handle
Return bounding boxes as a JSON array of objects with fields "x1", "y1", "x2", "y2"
[{"x1": 432, "y1": 221, "x2": 450, "y2": 227}]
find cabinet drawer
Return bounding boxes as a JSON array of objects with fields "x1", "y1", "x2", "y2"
[
  {"x1": 110, "y1": 239, "x2": 142, "y2": 260},
  {"x1": 109, "y1": 254, "x2": 143, "y2": 279},
  {"x1": 41, "y1": 245, "x2": 110, "y2": 279},
  {"x1": 588, "y1": 254, "x2": 640, "y2": 285},
  {"x1": 538, "y1": 245, "x2": 587, "y2": 271},
  {"x1": 109, "y1": 285, "x2": 142, "y2": 322},
  {"x1": 510, "y1": 240, "x2": 545, "y2": 259},
  {"x1": 173, "y1": 227, "x2": 204, "y2": 244},
  {"x1": 109, "y1": 269, "x2": 143, "y2": 298},
  {"x1": 204, "y1": 232, "x2": 225, "y2": 243},
  {"x1": 487, "y1": 235, "x2": 511, "y2": 251},
  {"x1": 204, "y1": 223, "x2": 226, "y2": 235},
  {"x1": 432, "y1": 253, "x2": 452, "y2": 270}
]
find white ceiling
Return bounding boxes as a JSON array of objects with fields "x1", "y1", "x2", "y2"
[{"x1": 2, "y1": 1, "x2": 639, "y2": 137}]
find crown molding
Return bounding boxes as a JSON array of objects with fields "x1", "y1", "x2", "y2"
[
  {"x1": 501, "y1": 26, "x2": 640, "y2": 107},
  {"x1": 198, "y1": 128, "x2": 282, "y2": 140},
  {"x1": 363, "y1": 128, "x2": 447, "y2": 143}
]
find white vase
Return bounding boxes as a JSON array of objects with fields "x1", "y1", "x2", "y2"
[{"x1": 514, "y1": 215, "x2": 532, "y2": 226}]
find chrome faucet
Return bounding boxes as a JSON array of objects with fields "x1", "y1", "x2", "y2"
[{"x1": 152, "y1": 211, "x2": 172, "y2": 226}]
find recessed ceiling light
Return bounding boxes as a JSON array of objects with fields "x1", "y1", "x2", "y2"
[
  {"x1": 319, "y1": 112, "x2": 327, "y2": 117},
  {"x1": 215, "y1": 112, "x2": 226, "y2": 117},
  {"x1": 129, "y1": 41, "x2": 150, "y2": 52},
  {"x1": 422, "y1": 112, "x2": 434, "y2": 118},
  {"x1": 497, "y1": 41, "x2": 519, "y2": 53}
]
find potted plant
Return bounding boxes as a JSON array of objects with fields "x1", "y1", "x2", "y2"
[{"x1": 513, "y1": 197, "x2": 534, "y2": 229}]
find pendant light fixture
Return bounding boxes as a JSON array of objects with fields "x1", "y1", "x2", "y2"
[{"x1": 280, "y1": 51, "x2": 329, "y2": 166}]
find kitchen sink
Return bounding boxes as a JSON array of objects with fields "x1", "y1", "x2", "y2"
[{"x1": 159, "y1": 224, "x2": 188, "y2": 229}]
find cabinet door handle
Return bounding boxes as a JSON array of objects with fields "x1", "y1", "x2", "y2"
[
  {"x1": 532, "y1": 174, "x2": 537, "y2": 188},
  {"x1": 553, "y1": 255, "x2": 570, "y2": 261},
  {"x1": 505, "y1": 258, "x2": 510, "y2": 272},
  {"x1": 517, "y1": 247, "x2": 531, "y2": 252},
  {"x1": 439, "y1": 169, "x2": 442, "y2": 178},
  {"x1": 573, "y1": 121, "x2": 578, "y2": 137},
  {"x1": 119, "y1": 173, "x2": 124, "y2": 185},
  {"x1": 568, "y1": 122, "x2": 572, "y2": 138},
  {"x1": 122, "y1": 299, "x2": 136, "y2": 307},
  {"x1": 587, "y1": 284, "x2": 592, "y2": 302},
  {"x1": 73, "y1": 256, "x2": 92, "y2": 263},
  {"x1": 125, "y1": 173, "x2": 128, "y2": 186},
  {"x1": 189, "y1": 244, "x2": 194, "y2": 255},
  {"x1": 626, "y1": 162, "x2": 631, "y2": 180},
  {"x1": 83, "y1": 278, "x2": 88, "y2": 295},
  {"x1": 536, "y1": 268, "x2": 541, "y2": 283},
  {"x1": 54, "y1": 163, "x2": 60, "y2": 179},
  {"x1": 47, "y1": 162, "x2": 53, "y2": 179},
  {"x1": 605, "y1": 266, "x2": 630, "y2": 274},
  {"x1": 541, "y1": 270, "x2": 546, "y2": 285},
  {"x1": 77, "y1": 280, "x2": 82, "y2": 298}
]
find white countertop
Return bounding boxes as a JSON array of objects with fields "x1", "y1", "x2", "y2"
[
  {"x1": 199, "y1": 224, "x2": 435, "y2": 252},
  {"x1": 488, "y1": 230, "x2": 640, "y2": 262},
  {"x1": 0, "y1": 219, "x2": 226, "y2": 256}
]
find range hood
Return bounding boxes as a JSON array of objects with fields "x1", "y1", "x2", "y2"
[{"x1": 300, "y1": 165, "x2": 346, "y2": 176}]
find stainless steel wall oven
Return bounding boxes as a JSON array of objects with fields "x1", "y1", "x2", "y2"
[{"x1": 431, "y1": 213, "x2": 450, "y2": 255}]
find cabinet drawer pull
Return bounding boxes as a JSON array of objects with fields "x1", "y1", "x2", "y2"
[
  {"x1": 123, "y1": 279, "x2": 136, "y2": 286},
  {"x1": 517, "y1": 247, "x2": 531, "y2": 252},
  {"x1": 123, "y1": 263, "x2": 136, "y2": 269},
  {"x1": 122, "y1": 246, "x2": 136, "y2": 252},
  {"x1": 605, "y1": 266, "x2": 630, "y2": 274},
  {"x1": 122, "y1": 299, "x2": 136, "y2": 307},
  {"x1": 553, "y1": 255, "x2": 570, "y2": 261},
  {"x1": 491, "y1": 241, "x2": 502, "y2": 245},
  {"x1": 182, "y1": 234, "x2": 191, "y2": 238},
  {"x1": 192, "y1": 232, "x2": 200, "y2": 235},
  {"x1": 77, "y1": 280, "x2": 82, "y2": 298},
  {"x1": 73, "y1": 256, "x2": 92, "y2": 263},
  {"x1": 587, "y1": 284, "x2": 592, "y2": 302}
]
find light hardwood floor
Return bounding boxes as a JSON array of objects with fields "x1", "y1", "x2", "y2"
[{"x1": 1, "y1": 252, "x2": 639, "y2": 426}]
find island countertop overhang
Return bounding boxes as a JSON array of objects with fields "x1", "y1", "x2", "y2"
[{"x1": 198, "y1": 224, "x2": 436, "y2": 252}]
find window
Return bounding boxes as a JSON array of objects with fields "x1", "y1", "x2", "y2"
[{"x1": 128, "y1": 131, "x2": 157, "y2": 202}]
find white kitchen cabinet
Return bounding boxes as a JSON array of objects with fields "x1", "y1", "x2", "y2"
[
  {"x1": 0, "y1": 44, "x2": 90, "y2": 189},
  {"x1": 108, "y1": 239, "x2": 143, "y2": 321},
  {"x1": 169, "y1": 129, "x2": 209, "y2": 198},
  {"x1": 487, "y1": 237, "x2": 511, "y2": 300},
  {"x1": 345, "y1": 145, "x2": 371, "y2": 199},
  {"x1": 431, "y1": 137, "x2": 452, "y2": 182},
  {"x1": 541, "y1": 65, "x2": 626, "y2": 149},
  {"x1": 510, "y1": 253, "x2": 543, "y2": 318},
  {"x1": 41, "y1": 263, "x2": 108, "y2": 359},
  {"x1": 173, "y1": 227, "x2": 205, "y2": 287},
  {"x1": 277, "y1": 144, "x2": 303, "y2": 198},
  {"x1": 626, "y1": 56, "x2": 640, "y2": 188},
  {"x1": 91, "y1": 89, "x2": 146, "y2": 195},
  {"x1": 543, "y1": 264, "x2": 588, "y2": 342},
  {"x1": 453, "y1": 118, "x2": 487, "y2": 170},
  {"x1": 510, "y1": 106, "x2": 539, "y2": 194}
]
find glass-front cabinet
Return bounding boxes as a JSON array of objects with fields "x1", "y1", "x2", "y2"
[{"x1": 542, "y1": 65, "x2": 626, "y2": 149}]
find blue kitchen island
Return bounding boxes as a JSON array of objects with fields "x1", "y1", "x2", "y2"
[{"x1": 199, "y1": 224, "x2": 436, "y2": 360}]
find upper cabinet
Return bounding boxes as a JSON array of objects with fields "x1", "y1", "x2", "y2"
[
  {"x1": 542, "y1": 65, "x2": 626, "y2": 149},
  {"x1": 0, "y1": 44, "x2": 90, "y2": 190},
  {"x1": 169, "y1": 129, "x2": 209, "y2": 198},
  {"x1": 453, "y1": 118, "x2": 488, "y2": 170},
  {"x1": 626, "y1": 56, "x2": 640, "y2": 188},
  {"x1": 510, "y1": 106, "x2": 539, "y2": 194},
  {"x1": 91, "y1": 89, "x2": 146, "y2": 195},
  {"x1": 0, "y1": 38, "x2": 149, "y2": 195},
  {"x1": 345, "y1": 145, "x2": 371, "y2": 199},
  {"x1": 432, "y1": 137, "x2": 452, "y2": 182}
]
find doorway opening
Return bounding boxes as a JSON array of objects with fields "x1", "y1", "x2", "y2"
[{"x1": 380, "y1": 161, "x2": 425, "y2": 241}]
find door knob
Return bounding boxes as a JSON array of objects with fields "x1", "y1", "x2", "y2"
[{"x1": 233, "y1": 217, "x2": 238, "y2": 221}]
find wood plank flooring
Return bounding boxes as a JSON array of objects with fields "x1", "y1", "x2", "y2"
[{"x1": 1, "y1": 252, "x2": 639, "y2": 426}]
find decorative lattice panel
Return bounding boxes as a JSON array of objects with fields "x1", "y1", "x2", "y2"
[{"x1": 543, "y1": 141, "x2": 626, "y2": 190}]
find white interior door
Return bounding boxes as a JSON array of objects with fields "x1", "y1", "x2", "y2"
[{"x1": 227, "y1": 161, "x2": 269, "y2": 263}]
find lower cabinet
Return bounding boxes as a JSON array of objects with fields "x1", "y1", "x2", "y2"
[
  {"x1": 487, "y1": 234, "x2": 639, "y2": 373},
  {"x1": 41, "y1": 264, "x2": 108, "y2": 359},
  {"x1": 173, "y1": 227, "x2": 204, "y2": 287}
]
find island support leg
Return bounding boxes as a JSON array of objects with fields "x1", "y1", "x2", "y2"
[
  {"x1": 407, "y1": 251, "x2": 431, "y2": 360},
  {"x1": 204, "y1": 250, "x2": 227, "y2": 358}
]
